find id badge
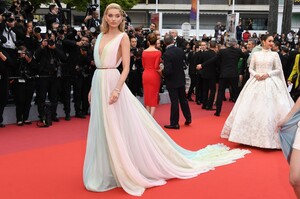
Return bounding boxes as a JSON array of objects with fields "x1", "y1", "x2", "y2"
[{"x1": 18, "y1": 79, "x2": 26, "y2": 83}]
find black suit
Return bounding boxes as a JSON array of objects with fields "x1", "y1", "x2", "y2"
[
  {"x1": 198, "y1": 49, "x2": 218, "y2": 109},
  {"x1": 202, "y1": 46, "x2": 244, "y2": 115},
  {"x1": 193, "y1": 50, "x2": 204, "y2": 103},
  {"x1": 186, "y1": 51, "x2": 197, "y2": 99},
  {"x1": 162, "y1": 45, "x2": 191, "y2": 125},
  {"x1": 174, "y1": 36, "x2": 186, "y2": 49}
]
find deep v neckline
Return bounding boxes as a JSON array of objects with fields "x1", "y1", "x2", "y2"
[{"x1": 98, "y1": 33, "x2": 123, "y2": 58}]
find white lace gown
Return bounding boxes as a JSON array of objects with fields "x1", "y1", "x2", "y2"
[
  {"x1": 83, "y1": 32, "x2": 250, "y2": 196},
  {"x1": 221, "y1": 49, "x2": 294, "y2": 149}
]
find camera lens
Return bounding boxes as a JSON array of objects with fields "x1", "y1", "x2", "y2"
[
  {"x1": 7, "y1": 17, "x2": 15, "y2": 23},
  {"x1": 34, "y1": 27, "x2": 41, "y2": 33},
  {"x1": 48, "y1": 40, "x2": 55, "y2": 46}
]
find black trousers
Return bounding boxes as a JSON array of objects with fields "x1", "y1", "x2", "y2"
[
  {"x1": 216, "y1": 77, "x2": 239, "y2": 114},
  {"x1": 60, "y1": 76, "x2": 71, "y2": 115},
  {"x1": 195, "y1": 74, "x2": 203, "y2": 103},
  {"x1": 12, "y1": 79, "x2": 35, "y2": 122},
  {"x1": 127, "y1": 70, "x2": 143, "y2": 96},
  {"x1": 72, "y1": 75, "x2": 84, "y2": 114},
  {"x1": 187, "y1": 74, "x2": 197, "y2": 98},
  {"x1": 0, "y1": 70, "x2": 9, "y2": 124},
  {"x1": 60, "y1": 75, "x2": 84, "y2": 115},
  {"x1": 202, "y1": 77, "x2": 216, "y2": 108},
  {"x1": 167, "y1": 86, "x2": 191, "y2": 125},
  {"x1": 82, "y1": 75, "x2": 92, "y2": 114},
  {"x1": 37, "y1": 76, "x2": 59, "y2": 119}
]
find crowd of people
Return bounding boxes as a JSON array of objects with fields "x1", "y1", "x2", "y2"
[{"x1": 0, "y1": 2, "x2": 101, "y2": 127}]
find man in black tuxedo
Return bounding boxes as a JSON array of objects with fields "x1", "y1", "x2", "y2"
[
  {"x1": 200, "y1": 38, "x2": 244, "y2": 116},
  {"x1": 196, "y1": 41, "x2": 218, "y2": 110},
  {"x1": 160, "y1": 35, "x2": 191, "y2": 129},
  {"x1": 169, "y1": 29, "x2": 186, "y2": 49}
]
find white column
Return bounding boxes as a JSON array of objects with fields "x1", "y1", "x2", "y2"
[
  {"x1": 232, "y1": 0, "x2": 235, "y2": 14},
  {"x1": 96, "y1": 0, "x2": 100, "y2": 19},
  {"x1": 196, "y1": 0, "x2": 200, "y2": 39},
  {"x1": 156, "y1": 0, "x2": 158, "y2": 13}
]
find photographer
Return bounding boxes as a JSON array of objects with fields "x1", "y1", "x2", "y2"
[
  {"x1": 0, "y1": 11, "x2": 26, "y2": 76},
  {"x1": 9, "y1": 0, "x2": 34, "y2": 22},
  {"x1": 83, "y1": 10, "x2": 100, "y2": 30},
  {"x1": 60, "y1": 29, "x2": 88, "y2": 120},
  {"x1": 11, "y1": 45, "x2": 38, "y2": 125},
  {"x1": 77, "y1": 40, "x2": 94, "y2": 116},
  {"x1": 45, "y1": 4, "x2": 60, "y2": 31},
  {"x1": 127, "y1": 37, "x2": 143, "y2": 97},
  {"x1": 34, "y1": 32, "x2": 66, "y2": 124},
  {"x1": 0, "y1": 35, "x2": 14, "y2": 128},
  {"x1": 24, "y1": 21, "x2": 42, "y2": 53}
]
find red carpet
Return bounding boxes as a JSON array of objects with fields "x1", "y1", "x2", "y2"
[{"x1": 0, "y1": 99, "x2": 296, "y2": 199}]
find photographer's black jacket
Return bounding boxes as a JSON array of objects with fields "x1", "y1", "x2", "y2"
[
  {"x1": 34, "y1": 44, "x2": 66, "y2": 75},
  {"x1": 0, "y1": 49, "x2": 14, "y2": 76},
  {"x1": 0, "y1": 22, "x2": 25, "y2": 48},
  {"x1": 61, "y1": 38, "x2": 81, "y2": 75},
  {"x1": 45, "y1": 12, "x2": 59, "y2": 31},
  {"x1": 17, "y1": 57, "x2": 39, "y2": 79}
]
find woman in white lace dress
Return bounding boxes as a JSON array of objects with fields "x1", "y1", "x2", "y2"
[{"x1": 221, "y1": 34, "x2": 294, "y2": 149}]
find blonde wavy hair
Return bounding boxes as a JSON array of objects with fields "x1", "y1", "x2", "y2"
[{"x1": 101, "y1": 3, "x2": 125, "y2": 34}]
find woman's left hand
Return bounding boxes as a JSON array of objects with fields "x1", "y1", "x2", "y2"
[{"x1": 260, "y1": 73, "x2": 269, "y2": 80}]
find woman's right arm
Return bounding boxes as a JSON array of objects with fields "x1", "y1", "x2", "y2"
[{"x1": 249, "y1": 52, "x2": 261, "y2": 80}]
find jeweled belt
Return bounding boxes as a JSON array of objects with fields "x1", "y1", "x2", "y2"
[{"x1": 96, "y1": 67, "x2": 117, "y2": 69}]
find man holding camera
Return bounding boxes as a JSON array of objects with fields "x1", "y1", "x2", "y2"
[
  {"x1": 127, "y1": 37, "x2": 143, "y2": 97},
  {"x1": 60, "y1": 31, "x2": 90, "y2": 120},
  {"x1": 84, "y1": 10, "x2": 100, "y2": 30},
  {"x1": 0, "y1": 35, "x2": 14, "y2": 128},
  {"x1": 12, "y1": 45, "x2": 38, "y2": 125},
  {"x1": 34, "y1": 32, "x2": 66, "y2": 124},
  {"x1": 0, "y1": 12, "x2": 25, "y2": 75},
  {"x1": 45, "y1": 4, "x2": 60, "y2": 31}
]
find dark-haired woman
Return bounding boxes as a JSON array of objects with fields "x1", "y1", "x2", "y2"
[
  {"x1": 221, "y1": 34, "x2": 294, "y2": 149},
  {"x1": 142, "y1": 33, "x2": 161, "y2": 116}
]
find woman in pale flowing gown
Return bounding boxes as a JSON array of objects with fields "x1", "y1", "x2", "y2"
[
  {"x1": 220, "y1": 34, "x2": 294, "y2": 149},
  {"x1": 83, "y1": 3, "x2": 250, "y2": 196}
]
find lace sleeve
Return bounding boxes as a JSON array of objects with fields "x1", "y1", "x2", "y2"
[
  {"x1": 249, "y1": 52, "x2": 257, "y2": 76},
  {"x1": 267, "y1": 52, "x2": 281, "y2": 77}
]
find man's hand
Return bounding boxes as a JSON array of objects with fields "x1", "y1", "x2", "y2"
[{"x1": 196, "y1": 64, "x2": 202, "y2": 70}]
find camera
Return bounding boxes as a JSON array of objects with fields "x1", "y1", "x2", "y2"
[
  {"x1": 0, "y1": 35, "x2": 7, "y2": 48},
  {"x1": 87, "y1": 4, "x2": 99, "y2": 15},
  {"x1": 80, "y1": 44, "x2": 90, "y2": 52},
  {"x1": 33, "y1": 27, "x2": 41, "y2": 34},
  {"x1": 142, "y1": 28, "x2": 150, "y2": 36},
  {"x1": 18, "y1": 49, "x2": 31, "y2": 57},
  {"x1": 47, "y1": 39, "x2": 55, "y2": 46},
  {"x1": 2, "y1": 10, "x2": 12, "y2": 19},
  {"x1": 220, "y1": 25, "x2": 226, "y2": 32},
  {"x1": 17, "y1": 55, "x2": 31, "y2": 79}
]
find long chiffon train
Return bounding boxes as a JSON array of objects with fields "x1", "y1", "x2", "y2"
[{"x1": 83, "y1": 32, "x2": 250, "y2": 196}]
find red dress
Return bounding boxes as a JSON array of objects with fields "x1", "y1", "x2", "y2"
[{"x1": 142, "y1": 50, "x2": 162, "y2": 106}]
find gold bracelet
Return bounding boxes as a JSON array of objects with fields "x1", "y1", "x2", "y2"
[{"x1": 114, "y1": 88, "x2": 121, "y2": 94}]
